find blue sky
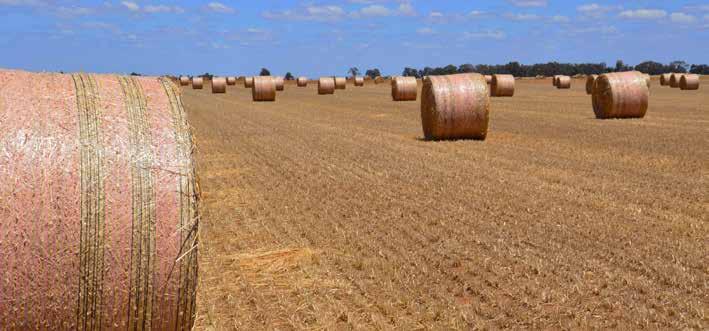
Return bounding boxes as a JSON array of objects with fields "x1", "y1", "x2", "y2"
[{"x1": 0, "y1": 1, "x2": 707, "y2": 77}]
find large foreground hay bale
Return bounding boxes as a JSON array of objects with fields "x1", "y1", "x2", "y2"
[
  {"x1": 297, "y1": 77, "x2": 308, "y2": 87},
  {"x1": 491, "y1": 74, "x2": 515, "y2": 97},
  {"x1": 334, "y1": 77, "x2": 346, "y2": 90},
  {"x1": 244, "y1": 76, "x2": 254, "y2": 88},
  {"x1": 318, "y1": 77, "x2": 335, "y2": 95},
  {"x1": 586, "y1": 75, "x2": 598, "y2": 94},
  {"x1": 192, "y1": 77, "x2": 203, "y2": 89},
  {"x1": 212, "y1": 76, "x2": 226, "y2": 93},
  {"x1": 179, "y1": 76, "x2": 190, "y2": 86},
  {"x1": 660, "y1": 73, "x2": 671, "y2": 86},
  {"x1": 354, "y1": 76, "x2": 364, "y2": 87},
  {"x1": 0, "y1": 69, "x2": 199, "y2": 330},
  {"x1": 252, "y1": 76, "x2": 276, "y2": 101},
  {"x1": 274, "y1": 76, "x2": 285, "y2": 91},
  {"x1": 680, "y1": 74, "x2": 700, "y2": 90},
  {"x1": 556, "y1": 76, "x2": 571, "y2": 89},
  {"x1": 392, "y1": 76, "x2": 417, "y2": 101},
  {"x1": 420, "y1": 73, "x2": 490, "y2": 140},
  {"x1": 226, "y1": 76, "x2": 236, "y2": 85},
  {"x1": 669, "y1": 73, "x2": 682, "y2": 88},
  {"x1": 592, "y1": 71, "x2": 648, "y2": 119}
]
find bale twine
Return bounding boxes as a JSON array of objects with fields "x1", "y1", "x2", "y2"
[
  {"x1": 274, "y1": 76, "x2": 285, "y2": 91},
  {"x1": 334, "y1": 77, "x2": 346, "y2": 90},
  {"x1": 669, "y1": 73, "x2": 682, "y2": 88},
  {"x1": 484, "y1": 75, "x2": 492, "y2": 84},
  {"x1": 226, "y1": 76, "x2": 236, "y2": 85},
  {"x1": 556, "y1": 76, "x2": 571, "y2": 89},
  {"x1": 392, "y1": 76, "x2": 417, "y2": 101},
  {"x1": 660, "y1": 73, "x2": 671, "y2": 86},
  {"x1": 244, "y1": 76, "x2": 254, "y2": 88},
  {"x1": 679, "y1": 74, "x2": 700, "y2": 90},
  {"x1": 318, "y1": 77, "x2": 335, "y2": 95},
  {"x1": 592, "y1": 71, "x2": 649, "y2": 119},
  {"x1": 491, "y1": 74, "x2": 515, "y2": 97},
  {"x1": 192, "y1": 77, "x2": 203, "y2": 89},
  {"x1": 212, "y1": 77, "x2": 227, "y2": 94},
  {"x1": 297, "y1": 77, "x2": 308, "y2": 87},
  {"x1": 0, "y1": 69, "x2": 199, "y2": 330},
  {"x1": 420, "y1": 73, "x2": 490, "y2": 140},
  {"x1": 586, "y1": 75, "x2": 598, "y2": 94},
  {"x1": 179, "y1": 76, "x2": 190, "y2": 86},
  {"x1": 354, "y1": 76, "x2": 364, "y2": 87},
  {"x1": 252, "y1": 76, "x2": 276, "y2": 101}
]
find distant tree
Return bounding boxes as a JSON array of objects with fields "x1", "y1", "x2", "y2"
[
  {"x1": 634, "y1": 61, "x2": 665, "y2": 75},
  {"x1": 615, "y1": 60, "x2": 631, "y2": 72},
  {"x1": 285, "y1": 72, "x2": 294, "y2": 80},
  {"x1": 130, "y1": 72, "x2": 142, "y2": 76},
  {"x1": 668, "y1": 60, "x2": 689, "y2": 73},
  {"x1": 402, "y1": 67, "x2": 420, "y2": 77},
  {"x1": 365, "y1": 68, "x2": 381, "y2": 78},
  {"x1": 201, "y1": 72, "x2": 213, "y2": 79},
  {"x1": 457, "y1": 64, "x2": 475, "y2": 73},
  {"x1": 690, "y1": 64, "x2": 709, "y2": 75},
  {"x1": 348, "y1": 67, "x2": 360, "y2": 77},
  {"x1": 260, "y1": 68, "x2": 271, "y2": 76}
]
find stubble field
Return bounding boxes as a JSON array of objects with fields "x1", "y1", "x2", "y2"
[{"x1": 184, "y1": 77, "x2": 708, "y2": 330}]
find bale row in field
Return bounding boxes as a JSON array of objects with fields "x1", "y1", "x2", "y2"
[
  {"x1": 354, "y1": 76, "x2": 364, "y2": 87},
  {"x1": 491, "y1": 74, "x2": 514, "y2": 97},
  {"x1": 660, "y1": 73, "x2": 671, "y2": 86},
  {"x1": 192, "y1": 77, "x2": 204, "y2": 89},
  {"x1": 592, "y1": 71, "x2": 648, "y2": 119},
  {"x1": 253, "y1": 76, "x2": 276, "y2": 101},
  {"x1": 297, "y1": 77, "x2": 308, "y2": 87},
  {"x1": 244, "y1": 76, "x2": 254, "y2": 88},
  {"x1": 335, "y1": 77, "x2": 346, "y2": 90},
  {"x1": 180, "y1": 76, "x2": 190, "y2": 86},
  {"x1": 274, "y1": 76, "x2": 285, "y2": 91},
  {"x1": 318, "y1": 77, "x2": 335, "y2": 95},
  {"x1": 556, "y1": 76, "x2": 571, "y2": 89},
  {"x1": 586, "y1": 75, "x2": 598, "y2": 94},
  {"x1": 680, "y1": 74, "x2": 700, "y2": 90},
  {"x1": 0, "y1": 69, "x2": 199, "y2": 330},
  {"x1": 226, "y1": 76, "x2": 236, "y2": 85},
  {"x1": 212, "y1": 77, "x2": 226, "y2": 94},
  {"x1": 392, "y1": 76, "x2": 417, "y2": 101},
  {"x1": 420, "y1": 73, "x2": 489, "y2": 140}
]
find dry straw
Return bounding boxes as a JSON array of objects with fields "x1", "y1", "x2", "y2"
[
  {"x1": 642, "y1": 73, "x2": 651, "y2": 88},
  {"x1": 0, "y1": 69, "x2": 199, "y2": 330},
  {"x1": 334, "y1": 77, "x2": 346, "y2": 90},
  {"x1": 392, "y1": 76, "x2": 417, "y2": 101},
  {"x1": 592, "y1": 71, "x2": 648, "y2": 119},
  {"x1": 354, "y1": 76, "x2": 364, "y2": 87},
  {"x1": 226, "y1": 76, "x2": 236, "y2": 85},
  {"x1": 252, "y1": 76, "x2": 276, "y2": 101},
  {"x1": 491, "y1": 74, "x2": 515, "y2": 96},
  {"x1": 669, "y1": 73, "x2": 682, "y2": 88},
  {"x1": 586, "y1": 75, "x2": 598, "y2": 94},
  {"x1": 179, "y1": 76, "x2": 190, "y2": 86},
  {"x1": 244, "y1": 76, "x2": 254, "y2": 88},
  {"x1": 485, "y1": 75, "x2": 492, "y2": 84},
  {"x1": 192, "y1": 76, "x2": 204, "y2": 89},
  {"x1": 375, "y1": 76, "x2": 384, "y2": 84},
  {"x1": 297, "y1": 77, "x2": 308, "y2": 87},
  {"x1": 553, "y1": 75, "x2": 560, "y2": 87},
  {"x1": 660, "y1": 73, "x2": 671, "y2": 86},
  {"x1": 420, "y1": 73, "x2": 490, "y2": 140},
  {"x1": 274, "y1": 76, "x2": 285, "y2": 91},
  {"x1": 556, "y1": 75, "x2": 571, "y2": 89},
  {"x1": 212, "y1": 77, "x2": 227, "y2": 94},
  {"x1": 680, "y1": 74, "x2": 700, "y2": 90},
  {"x1": 318, "y1": 77, "x2": 335, "y2": 95}
]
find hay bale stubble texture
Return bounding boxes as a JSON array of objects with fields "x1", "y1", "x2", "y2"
[
  {"x1": 244, "y1": 76, "x2": 254, "y2": 88},
  {"x1": 297, "y1": 77, "x2": 308, "y2": 87},
  {"x1": 212, "y1": 77, "x2": 227, "y2": 94},
  {"x1": 0, "y1": 69, "x2": 199, "y2": 330},
  {"x1": 556, "y1": 76, "x2": 571, "y2": 89},
  {"x1": 491, "y1": 74, "x2": 515, "y2": 97},
  {"x1": 420, "y1": 73, "x2": 490, "y2": 140},
  {"x1": 586, "y1": 75, "x2": 598, "y2": 94},
  {"x1": 354, "y1": 76, "x2": 364, "y2": 87},
  {"x1": 592, "y1": 71, "x2": 649, "y2": 119},
  {"x1": 679, "y1": 74, "x2": 700, "y2": 90},
  {"x1": 335, "y1": 77, "x2": 346, "y2": 90},
  {"x1": 318, "y1": 77, "x2": 335, "y2": 95},
  {"x1": 392, "y1": 76, "x2": 417, "y2": 101},
  {"x1": 252, "y1": 76, "x2": 276, "y2": 101},
  {"x1": 192, "y1": 77, "x2": 203, "y2": 89}
]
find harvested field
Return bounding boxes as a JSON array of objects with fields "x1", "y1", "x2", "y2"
[{"x1": 184, "y1": 76, "x2": 708, "y2": 330}]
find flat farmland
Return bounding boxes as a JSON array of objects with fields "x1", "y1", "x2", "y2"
[{"x1": 184, "y1": 77, "x2": 708, "y2": 330}]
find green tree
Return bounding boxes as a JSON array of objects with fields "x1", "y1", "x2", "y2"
[
  {"x1": 285, "y1": 72, "x2": 294, "y2": 80},
  {"x1": 260, "y1": 68, "x2": 271, "y2": 76},
  {"x1": 348, "y1": 67, "x2": 360, "y2": 77}
]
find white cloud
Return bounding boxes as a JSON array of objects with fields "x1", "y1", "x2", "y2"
[
  {"x1": 397, "y1": 1, "x2": 416, "y2": 16},
  {"x1": 359, "y1": 5, "x2": 391, "y2": 17},
  {"x1": 206, "y1": 2, "x2": 235, "y2": 14},
  {"x1": 144, "y1": 5, "x2": 184, "y2": 14},
  {"x1": 670, "y1": 12, "x2": 696, "y2": 24},
  {"x1": 619, "y1": 9, "x2": 667, "y2": 20},
  {"x1": 416, "y1": 27, "x2": 435, "y2": 35},
  {"x1": 263, "y1": 5, "x2": 345, "y2": 22},
  {"x1": 468, "y1": 10, "x2": 485, "y2": 18},
  {"x1": 463, "y1": 29, "x2": 506, "y2": 40},
  {"x1": 550, "y1": 15, "x2": 570, "y2": 23},
  {"x1": 504, "y1": 12, "x2": 542, "y2": 21},
  {"x1": 120, "y1": 1, "x2": 139, "y2": 12},
  {"x1": 507, "y1": 0, "x2": 547, "y2": 8},
  {"x1": 577, "y1": 3, "x2": 621, "y2": 18}
]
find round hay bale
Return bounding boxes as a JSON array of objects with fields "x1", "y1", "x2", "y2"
[
  {"x1": 192, "y1": 77, "x2": 203, "y2": 89},
  {"x1": 586, "y1": 75, "x2": 598, "y2": 94},
  {"x1": 484, "y1": 75, "x2": 492, "y2": 84},
  {"x1": 179, "y1": 76, "x2": 190, "y2": 86},
  {"x1": 318, "y1": 77, "x2": 335, "y2": 95},
  {"x1": 0, "y1": 69, "x2": 199, "y2": 329},
  {"x1": 669, "y1": 73, "x2": 682, "y2": 88},
  {"x1": 679, "y1": 74, "x2": 700, "y2": 90},
  {"x1": 660, "y1": 73, "x2": 671, "y2": 86},
  {"x1": 374, "y1": 76, "x2": 384, "y2": 84},
  {"x1": 592, "y1": 71, "x2": 648, "y2": 119},
  {"x1": 354, "y1": 76, "x2": 364, "y2": 87},
  {"x1": 297, "y1": 77, "x2": 308, "y2": 87},
  {"x1": 274, "y1": 76, "x2": 284, "y2": 91},
  {"x1": 642, "y1": 73, "x2": 651, "y2": 88},
  {"x1": 252, "y1": 76, "x2": 276, "y2": 101},
  {"x1": 244, "y1": 76, "x2": 254, "y2": 88},
  {"x1": 226, "y1": 76, "x2": 236, "y2": 85},
  {"x1": 553, "y1": 75, "x2": 560, "y2": 87},
  {"x1": 420, "y1": 73, "x2": 490, "y2": 140},
  {"x1": 335, "y1": 77, "x2": 346, "y2": 90},
  {"x1": 212, "y1": 76, "x2": 227, "y2": 94},
  {"x1": 556, "y1": 76, "x2": 571, "y2": 89},
  {"x1": 392, "y1": 76, "x2": 417, "y2": 101},
  {"x1": 491, "y1": 74, "x2": 515, "y2": 97}
]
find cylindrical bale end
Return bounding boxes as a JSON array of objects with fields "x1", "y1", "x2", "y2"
[
  {"x1": 192, "y1": 77, "x2": 204, "y2": 89},
  {"x1": 556, "y1": 76, "x2": 571, "y2": 89},
  {"x1": 484, "y1": 75, "x2": 492, "y2": 84},
  {"x1": 680, "y1": 74, "x2": 700, "y2": 90},
  {"x1": 244, "y1": 76, "x2": 254, "y2": 88},
  {"x1": 586, "y1": 75, "x2": 598, "y2": 94},
  {"x1": 318, "y1": 77, "x2": 335, "y2": 95},
  {"x1": 392, "y1": 76, "x2": 418, "y2": 101},
  {"x1": 334, "y1": 77, "x2": 346, "y2": 90},
  {"x1": 226, "y1": 76, "x2": 236, "y2": 85},
  {"x1": 669, "y1": 73, "x2": 682, "y2": 88},
  {"x1": 420, "y1": 73, "x2": 490, "y2": 140},
  {"x1": 179, "y1": 76, "x2": 190, "y2": 86},
  {"x1": 660, "y1": 73, "x2": 671, "y2": 86},
  {"x1": 354, "y1": 76, "x2": 364, "y2": 87},
  {"x1": 252, "y1": 76, "x2": 276, "y2": 101},
  {"x1": 211, "y1": 77, "x2": 226, "y2": 94},
  {"x1": 592, "y1": 71, "x2": 649, "y2": 119},
  {"x1": 274, "y1": 76, "x2": 285, "y2": 91},
  {"x1": 297, "y1": 77, "x2": 308, "y2": 87},
  {"x1": 491, "y1": 74, "x2": 515, "y2": 97}
]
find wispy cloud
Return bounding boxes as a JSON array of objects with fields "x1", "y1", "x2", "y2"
[
  {"x1": 670, "y1": 12, "x2": 696, "y2": 24},
  {"x1": 205, "y1": 2, "x2": 235, "y2": 14},
  {"x1": 462, "y1": 29, "x2": 506, "y2": 40},
  {"x1": 507, "y1": 0, "x2": 547, "y2": 8},
  {"x1": 263, "y1": 5, "x2": 345, "y2": 22},
  {"x1": 619, "y1": 9, "x2": 667, "y2": 20}
]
